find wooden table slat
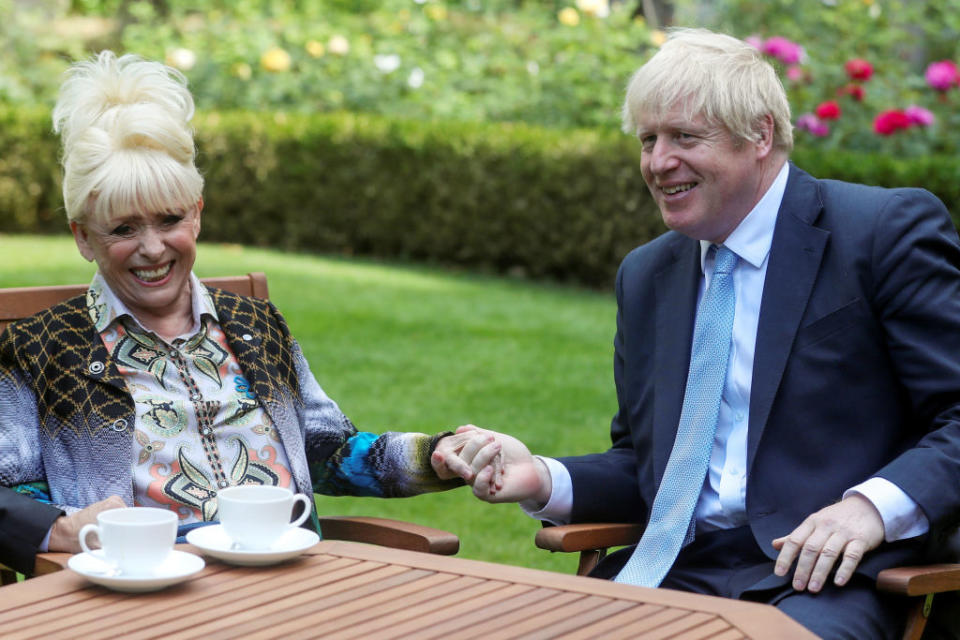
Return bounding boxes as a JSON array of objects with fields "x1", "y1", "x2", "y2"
[
  {"x1": 197, "y1": 569, "x2": 456, "y2": 640},
  {"x1": 461, "y1": 591, "x2": 589, "y2": 638},
  {"x1": 113, "y1": 561, "x2": 412, "y2": 640},
  {"x1": 288, "y1": 576, "x2": 506, "y2": 640},
  {"x1": 671, "y1": 618, "x2": 741, "y2": 640},
  {"x1": 552, "y1": 603, "x2": 668, "y2": 640},
  {"x1": 522, "y1": 598, "x2": 639, "y2": 640},
  {"x1": 637, "y1": 611, "x2": 718, "y2": 640},
  {"x1": 366, "y1": 582, "x2": 537, "y2": 640},
  {"x1": 220, "y1": 573, "x2": 482, "y2": 640},
  {"x1": 705, "y1": 629, "x2": 748, "y2": 640},
  {"x1": 406, "y1": 584, "x2": 568, "y2": 640}
]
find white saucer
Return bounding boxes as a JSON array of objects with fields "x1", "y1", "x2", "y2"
[
  {"x1": 68, "y1": 549, "x2": 205, "y2": 592},
  {"x1": 185, "y1": 524, "x2": 319, "y2": 566}
]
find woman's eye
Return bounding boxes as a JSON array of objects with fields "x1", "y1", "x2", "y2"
[
  {"x1": 110, "y1": 224, "x2": 134, "y2": 236},
  {"x1": 162, "y1": 214, "x2": 183, "y2": 226}
]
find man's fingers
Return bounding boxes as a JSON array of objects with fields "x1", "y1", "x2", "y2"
[
  {"x1": 773, "y1": 521, "x2": 812, "y2": 576},
  {"x1": 834, "y1": 539, "x2": 867, "y2": 587},
  {"x1": 806, "y1": 533, "x2": 846, "y2": 592}
]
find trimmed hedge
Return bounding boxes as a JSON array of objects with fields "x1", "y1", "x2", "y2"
[{"x1": 3, "y1": 107, "x2": 959, "y2": 288}]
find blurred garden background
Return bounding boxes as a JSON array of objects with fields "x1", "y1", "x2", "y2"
[{"x1": 1, "y1": 0, "x2": 959, "y2": 572}]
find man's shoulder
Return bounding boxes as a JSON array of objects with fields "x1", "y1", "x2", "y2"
[
  {"x1": 620, "y1": 230, "x2": 693, "y2": 273},
  {"x1": 794, "y1": 165, "x2": 944, "y2": 219}
]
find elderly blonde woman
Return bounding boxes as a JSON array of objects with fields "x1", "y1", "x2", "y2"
[{"x1": 0, "y1": 51, "x2": 467, "y2": 573}]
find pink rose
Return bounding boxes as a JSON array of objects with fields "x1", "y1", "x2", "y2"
[
  {"x1": 904, "y1": 105, "x2": 935, "y2": 127},
  {"x1": 925, "y1": 60, "x2": 959, "y2": 92},
  {"x1": 762, "y1": 36, "x2": 804, "y2": 65},
  {"x1": 796, "y1": 113, "x2": 829, "y2": 137}
]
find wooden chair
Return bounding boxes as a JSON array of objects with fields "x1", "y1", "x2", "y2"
[
  {"x1": 0, "y1": 272, "x2": 459, "y2": 584},
  {"x1": 535, "y1": 522, "x2": 960, "y2": 640}
]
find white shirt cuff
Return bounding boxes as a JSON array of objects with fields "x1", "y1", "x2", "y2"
[
  {"x1": 40, "y1": 527, "x2": 52, "y2": 553},
  {"x1": 845, "y1": 477, "x2": 929, "y2": 542},
  {"x1": 519, "y1": 456, "x2": 573, "y2": 525}
]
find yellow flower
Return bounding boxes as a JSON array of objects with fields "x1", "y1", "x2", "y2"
[
  {"x1": 425, "y1": 4, "x2": 448, "y2": 21},
  {"x1": 305, "y1": 40, "x2": 325, "y2": 58},
  {"x1": 558, "y1": 7, "x2": 580, "y2": 26},
  {"x1": 231, "y1": 62, "x2": 252, "y2": 80},
  {"x1": 576, "y1": 0, "x2": 609, "y2": 18},
  {"x1": 165, "y1": 48, "x2": 196, "y2": 71},
  {"x1": 650, "y1": 29, "x2": 667, "y2": 47},
  {"x1": 328, "y1": 35, "x2": 350, "y2": 56},
  {"x1": 260, "y1": 47, "x2": 291, "y2": 72}
]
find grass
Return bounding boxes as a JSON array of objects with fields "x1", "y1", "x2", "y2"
[{"x1": 0, "y1": 233, "x2": 618, "y2": 574}]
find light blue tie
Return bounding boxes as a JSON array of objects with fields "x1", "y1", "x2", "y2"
[{"x1": 615, "y1": 245, "x2": 738, "y2": 587}]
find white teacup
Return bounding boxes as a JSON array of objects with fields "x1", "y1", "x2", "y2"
[
  {"x1": 78, "y1": 507, "x2": 177, "y2": 575},
  {"x1": 217, "y1": 485, "x2": 311, "y2": 550}
]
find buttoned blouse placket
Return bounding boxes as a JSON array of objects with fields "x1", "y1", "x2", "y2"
[{"x1": 167, "y1": 341, "x2": 230, "y2": 491}]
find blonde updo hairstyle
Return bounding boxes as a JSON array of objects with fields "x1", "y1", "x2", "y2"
[
  {"x1": 622, "y1": 28, "x2": 793, "y2": 153},
  {"x1": 53, "y1": 51, "x2": 204, "y2": 224}
]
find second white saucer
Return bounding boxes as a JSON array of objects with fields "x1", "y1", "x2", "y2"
[{"x1": 185, "y1": 524, "x2": 319, "y2": 566}]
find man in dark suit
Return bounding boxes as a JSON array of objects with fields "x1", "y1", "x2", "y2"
[{"x1": 434, "y1": 29, "x2": 960, "y2": 639}]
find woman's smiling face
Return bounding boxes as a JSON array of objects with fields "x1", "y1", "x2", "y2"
[{"x1": 71, "y1": 200, "x2": 202, "y2": 327}]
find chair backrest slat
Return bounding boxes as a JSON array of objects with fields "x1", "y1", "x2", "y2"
[{"x1": 0, "y1": 272, "x2": 269, "y2": 332}]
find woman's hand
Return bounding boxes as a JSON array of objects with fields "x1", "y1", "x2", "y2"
[
  {"x1": 47, "y1": 495, "x2": 127, "y2": 553},
  {"x1": 432, "y1": 425, "x2": 551, "y2": 507}
]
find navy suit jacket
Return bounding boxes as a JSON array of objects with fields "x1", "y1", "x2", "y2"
[
  {"x1": 561, "y1": 164, "x2": 960, "y2": 578},
  {"x1": 0, "y1": 486, "x2": 62, "y2": 575}
]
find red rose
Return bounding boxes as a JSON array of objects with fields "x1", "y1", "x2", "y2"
[
  {"x1": 815, "y1": 100, "x2": 842, "y2": 120},
  {"x1": 838, "y1": 83, "x2": 866, "y2": 102},
  {"x1": 873, "y1": 109, "x2": 911, "y2": 136},
  {"x1": 845, "y1": 58, "x2": 873, "y2": 81}
]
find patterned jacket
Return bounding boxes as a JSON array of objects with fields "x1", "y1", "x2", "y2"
[{"x1": 0, "y1": 287, "x2": 458, "y2": 522}]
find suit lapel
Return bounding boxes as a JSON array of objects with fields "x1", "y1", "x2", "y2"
[
  {"x1": 653, "y1": 238, "x2": 701, "y2": 481},
  {"x1": 748, "y1": 166, "x2": 830, "y2": 473}
]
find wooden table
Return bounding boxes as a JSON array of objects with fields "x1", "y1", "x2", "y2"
[{"x1": 0, "y1": 540, "x2": 816, "y2": 639}]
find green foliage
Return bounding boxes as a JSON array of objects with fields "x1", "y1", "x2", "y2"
[
  {"x1": 2, "y1": 0, "x2": 656, "y2": 131},
  {"x1": 4, "y1": 106, "x2": 960, "y2": 287},
  {"x1": 0, "y1": 233, "x2": 617, "y2": 572}
]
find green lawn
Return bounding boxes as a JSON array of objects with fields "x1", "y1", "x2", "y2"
[{"x1": 0, "y1": 233, "x2": 619, "y2": 574}]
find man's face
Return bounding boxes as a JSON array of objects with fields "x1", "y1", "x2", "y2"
[{"x1": 637, "y1": 105, "x2": 771, "y2": 243}]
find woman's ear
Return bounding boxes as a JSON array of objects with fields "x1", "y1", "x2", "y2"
[{"x1": 70, "y1": 221, "x2": 96, "y2": 262}]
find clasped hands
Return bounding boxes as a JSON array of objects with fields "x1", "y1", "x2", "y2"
[{"x1": 432, "y1": 425, "x2": 886, "y2": 593}]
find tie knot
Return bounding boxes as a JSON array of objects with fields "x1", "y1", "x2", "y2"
[{"x1": 712, "y1": 245, "x2": 738, "y2": 276}]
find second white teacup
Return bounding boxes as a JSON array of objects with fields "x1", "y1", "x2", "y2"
[
  {"x1": 217, "y1": 485, "x2": 311, "y2": 550},
  {"x1": 78, "y1": 507, "x2": 178, "y2": 575}
]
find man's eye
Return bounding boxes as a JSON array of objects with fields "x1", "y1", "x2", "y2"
[{"x1": 640, "y1": 135, "x2": 656, "y2": 148}]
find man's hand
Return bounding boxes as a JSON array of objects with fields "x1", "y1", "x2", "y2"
[
  {"x1": 432, "y1": 425, "x2": 551, "y2": 506},
  {"x1": 772, "y1": 494, "x2": 885, "y2": 592},
  {"x1": 47, "y1": 496, "x2": 127, "y2": 553}
]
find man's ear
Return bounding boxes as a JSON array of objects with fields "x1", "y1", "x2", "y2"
[
  {"x1": 754, "y1": 113, "x2": 776, "y2": 159},
  {"x1": 70, "y1": 221, "x2": 96, "y2": 262}
]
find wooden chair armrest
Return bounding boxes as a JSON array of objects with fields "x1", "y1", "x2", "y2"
[
  {"x1": 318, "y1": 516, "x2": 459, "y2": 556},
  {"x1": 33, "y1": 552, "x2": 72, "y2": 576},
  {"x1": 535, "y1": 523, "x2": 644, "y2": 553},
  {"x1": 876, "y1": 563, "x2": 960, "y2": 596}
]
